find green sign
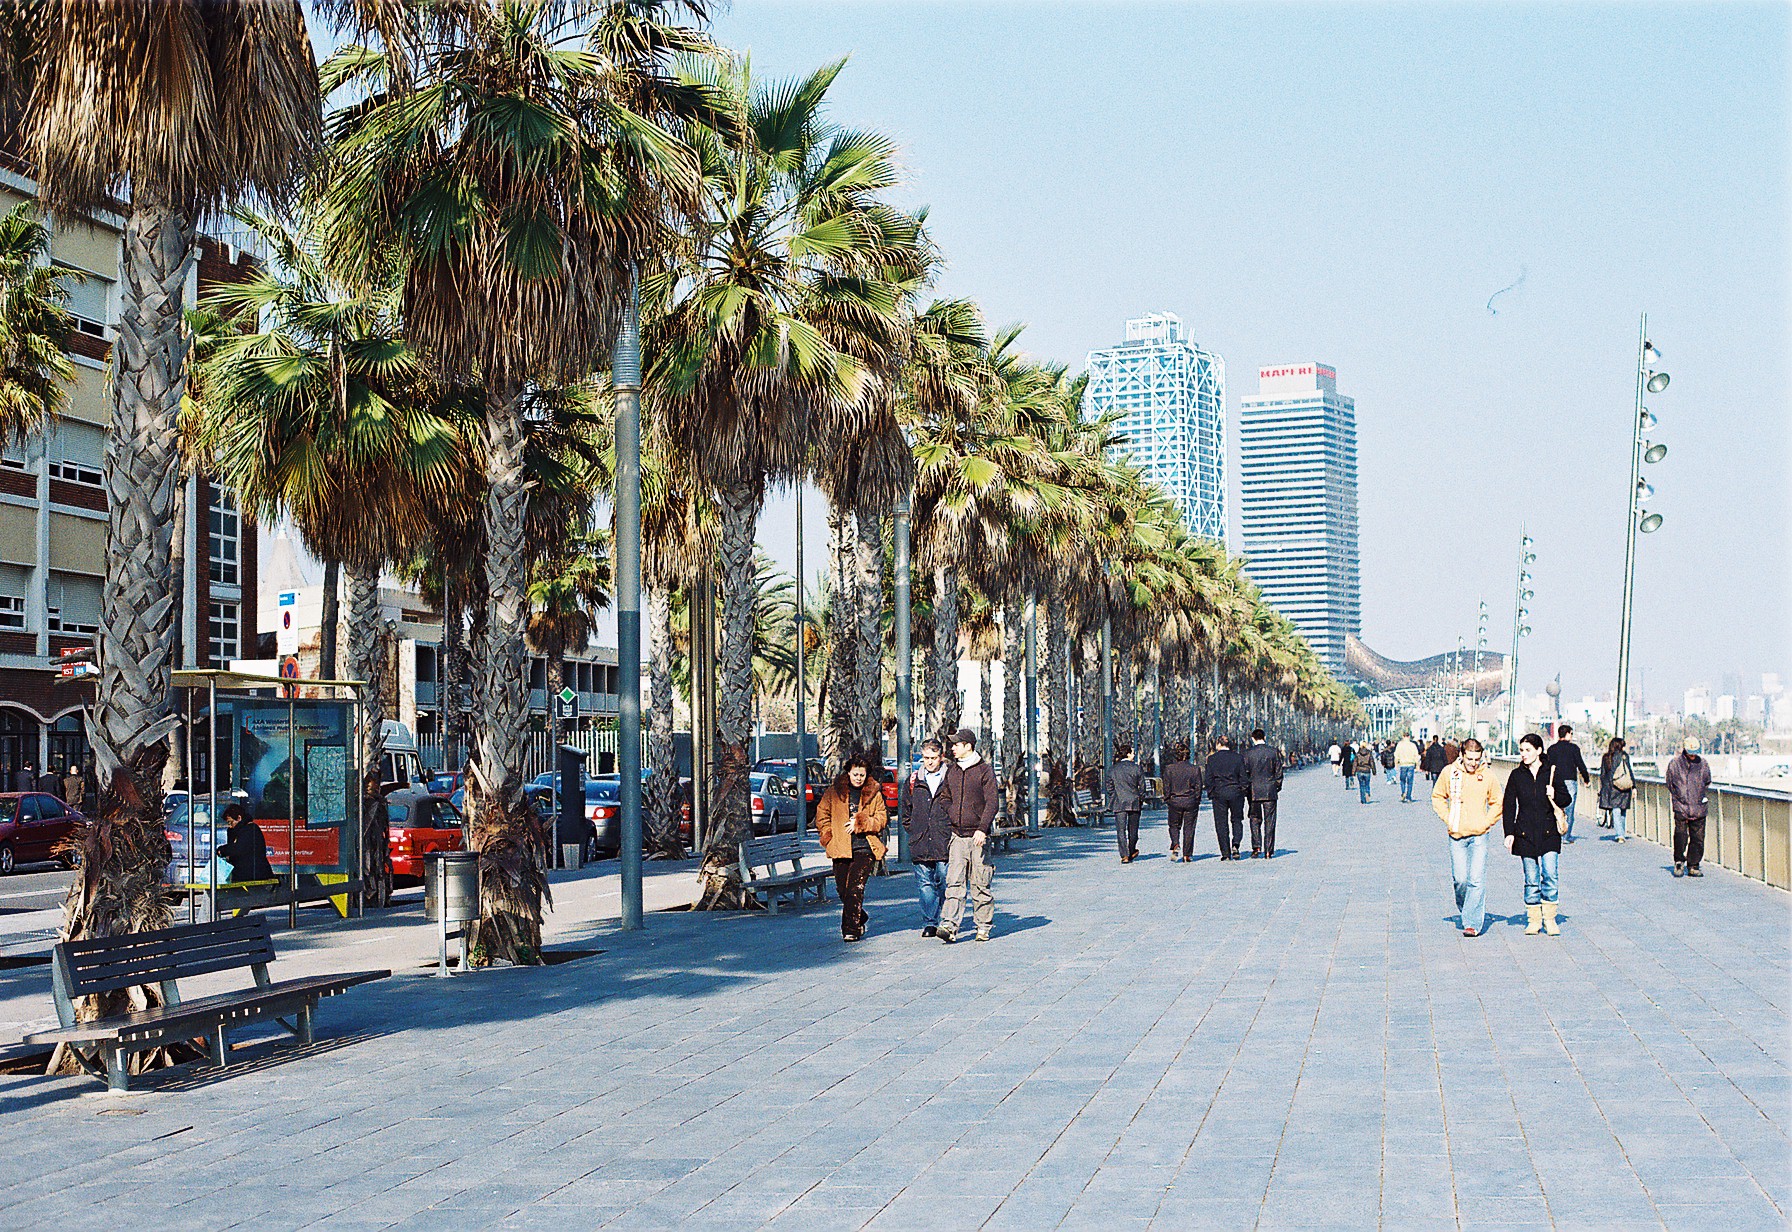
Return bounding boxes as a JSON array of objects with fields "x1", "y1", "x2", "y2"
[{"x1": 558, "y1": 686, "x2": 577, "y2": 706}]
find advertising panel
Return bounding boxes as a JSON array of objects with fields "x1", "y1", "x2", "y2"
[{"x1": 234, "y1": 700, "x2": 355, "y2": 874}]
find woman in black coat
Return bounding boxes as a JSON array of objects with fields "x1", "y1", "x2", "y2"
[{"x1": 1503, "y1": 733, "x2": 1571, "y2": 937}]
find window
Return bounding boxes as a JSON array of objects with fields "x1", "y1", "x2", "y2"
[
  {"x1": 0, "y1": 596, "x2": 23, "y2": 630},
  {"x1": 48, "y1": 459, "x2": 101, "y2": 486},
  {"x1": 208, "y1": 489, "x2": 239, "y2": 585},
  {"x1": 53, "y1": 264, "x2": 111, "y2": 338},
  {"x1": 0, "y1": 456, "x2": 25, "y2": 472},
  {"x1": 208, "y1": 600, "x2": 239, "y2": 666}
]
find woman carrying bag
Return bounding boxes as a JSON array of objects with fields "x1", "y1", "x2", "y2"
[
  {"x1": 1598, "y1": 737, "x2": 1635, "y2": 843},
  {"x1": 815, "y1": 753, "x2": 888, "y2": 943},
  {"x1": 1503, "y1": 733, "x2": 1573, "y2": 936}
]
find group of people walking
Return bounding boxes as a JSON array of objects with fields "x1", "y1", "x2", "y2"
[{"x1": 1135, "y1": 729, "x2": 1285, "y2": 862}]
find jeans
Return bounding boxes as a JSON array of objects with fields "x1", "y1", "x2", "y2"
[
  {"x1": 1212, "y1": 796, "x2": 1244, "y2": 857},
  {"x1": 913, "y1": 860, "x2": 947, "y2": 928},
  {"x1": 1673, "y1": 814, "x2": 1706, "y2": 869},
  {"x1": 940, "y1": 834, "x2": 994, "y2": 935},
  {"x1": 1249, "y1": 798, "x2": 1278, "y2": 855},
  {"x1": 1116, "y1": 810, "x2": 1141, "y2": 859},
  {"x1": 1521, "y1": 851, "x2": 1559, "y2": 904},
  {"x1": 1384, "y1": 764, "x2": 1395, "y2": 784},
  {"x1": 1611, "y1": 806, "x2": 1627, "y2": 840},
  {"x1": 833, "y1": 852, "x2": 874, "y2": 937},
  {"x1": 1563, "y1": 780, "x2": 1579, "y2": 840},
  {"x1": 1398, "y1": 766, "x2": 1416, "y2": 801},
  {"x1": 1167, "y1": 804, "x2": 1199, "y2": 858},
  {"x1": 1450, "y1": 832, "x2": 1488, "y2": 932},
  {"x1": 1357, "y1": 773, "x2": 1372, "y2": 802}
]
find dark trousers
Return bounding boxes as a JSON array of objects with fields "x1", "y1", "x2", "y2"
[
  {"x1": 1116, "y1": 810, "x2": 1141, "y2": 858},
  {"x1": 1673, "y1": 815, "x2": 1706, "y2": 870},
  {"x1": 833, "y1": 853, "x2": 874, "y2": 937},
  {"x1": 1167, "y1": 804, "x2": 1200, "y2": 858},
  {"x1": 1212, "y1": 795, "x2": 1244, "y2": 857},
  {"x1": 1249, "y1": 798, "x2": 1278, "y2": 855}
]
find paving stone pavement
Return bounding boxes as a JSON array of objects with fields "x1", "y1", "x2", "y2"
[{"x1": 0, "y1": 767, "x2": 1785, "y2": 1231}]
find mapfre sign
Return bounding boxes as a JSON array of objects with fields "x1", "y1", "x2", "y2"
[
  {"x1": 1258, "y1": 364, "x2": 1335, "y2": 381},
  {"x1": 1257, "y1": 362, "x2": 1338, "y2": 394}
]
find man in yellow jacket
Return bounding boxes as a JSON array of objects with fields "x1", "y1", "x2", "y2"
[
  {"x1": 1431, "y1": 738, "x2": 1502, "y2": 936},
  {"x1": 1394, "y1": 733, "x2": 1422, "y2": 803}
]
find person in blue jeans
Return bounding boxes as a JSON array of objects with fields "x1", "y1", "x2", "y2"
[
  {"x1": 1543, "y1": 725, "x2": 1592, "y2": 843},
  {"x1": 1431, "y1": 739, "x2": 1501, "y2": 936},
  {"x1": 1355, "y1": 741, "x2": 1374, "y2": 802},
  {"x1": 1598, "y1": 736, "x2": 1634, "y2": 842},
  {"x1": 901, "y1": 739, "x2": 952, "y2": 937},
  {"x1": 1505, "y1": 733, "x2": 1572, "y2": 936}
]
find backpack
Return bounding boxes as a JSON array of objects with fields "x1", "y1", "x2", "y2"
[{"x1": 1380, "y1": 746, "x2": 1395, "y2": 768}]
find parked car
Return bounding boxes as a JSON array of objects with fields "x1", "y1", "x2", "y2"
[
  {"x1": 386, "y1": 789, "x2": 467, "y2": 880},
  {"x1": 754, "y1": 758, "x2": 825, "y2": 822},
  {"x1": 748, "y1": 772, "x2": 801, "y2": 835},
  {"x1": 0, "y1": 792, "x2": 83, "y2": 874},
  {"x1": 427, "y1": 771, "x2": 465, "y2": 797},
  {"x1": 470, "y1": 779, "x2": 622, "y2": 857}
]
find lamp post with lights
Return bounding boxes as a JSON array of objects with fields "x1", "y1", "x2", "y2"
[{"x1": 1616, "y1": 315, "x2": 1670, "y2": 743}]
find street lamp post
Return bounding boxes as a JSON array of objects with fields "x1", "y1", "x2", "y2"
[
  {"x1": 893, "y1": 486, "x2": 912, "y2": 867},
  {"x1": 794, "y1": 486, "x2": 806, "y2": 835},
  {"x1": 614, "y1": 271, "x2": 644, "y2": 931},
  {"x1": 1505, "y1": 530, "x2": 1535, "y2": 754},
  {"x1": 1616, "y1": 314, "x2": 1669, "y2": 744}
]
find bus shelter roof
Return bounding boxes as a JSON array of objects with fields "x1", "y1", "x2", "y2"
[{"x1": 170, "y1": 669, "x2": 367, "y2": 693}]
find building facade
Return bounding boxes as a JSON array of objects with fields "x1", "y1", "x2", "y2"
[
  {"x1": 1083, "y1": 313, "x2": 1227, "y2": 542},
  {"x1": 0, "y1": 166, "x2": 257, "y2": 781},
  {"x1": 1237, "y1": 363, "x2": 1359, "y2": 676}
]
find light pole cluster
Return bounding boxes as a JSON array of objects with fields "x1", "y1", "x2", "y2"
[
  {"x1": 1504, "y1": 530, "x2": 1535, "y2": 753},
  {"x1": 1615, "y1": 315, "x2": 1670, "y2": 743}
]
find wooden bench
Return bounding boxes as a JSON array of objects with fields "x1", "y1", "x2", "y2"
[
  {"x1": 990, "y1": 815, "x2": 1027, "y2": 851},
  {"x1": 26, "y1": 915, "x2": 388, "y2": 1092},
  {"x1": 1075, "y1": 788, "x2": 1108, "y2": 825},
  {"x1": 738, "y1": 834, "x2": 831, "y2": 914}
]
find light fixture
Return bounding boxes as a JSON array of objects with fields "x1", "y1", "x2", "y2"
[
  {"x1": 1639, "y1": 513, "x2": 1664, "y2": 533},
  {"x1": 1518, "y1": 624, "x2": 1532, "y2": 637},
  {"x1": 1643, "y1": 342, "x2": 1661, "y2": 365},
  {"x1": 1646, "y1": 371, "x2": 1670, "y2": 393},
  {"x1": 1639, "y1": 410, "x2": 1657, "y2": 431},
  {"x1": 1644, "y1": 441, "x2": 1668, "y2": 463},
  {"x1": 1636, "y1": 481, "x2": 1655, "y2": 501}
]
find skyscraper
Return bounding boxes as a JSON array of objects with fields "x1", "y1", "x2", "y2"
[
  {"x1": 1237, "y1": 363, "x2": 1360, "y2": 676},
  {"x1": 1083, "y1": 313, "x2": 1226, "y2": 542}
]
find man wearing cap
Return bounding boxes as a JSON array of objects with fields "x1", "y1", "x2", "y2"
[
  {"x1": 938, "y1": 728, "x2": 998, "y2": 943},
  {"x1": 1665, "y1": 736, "x2": 1713, "y2": 878}
]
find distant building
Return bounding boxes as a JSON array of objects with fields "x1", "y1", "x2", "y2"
[
  {"x1": 1683, "y1": 686, "x2": 1710, "y2": 720},
  {"x1": 1083, "y1": 313, "x2": 1226, "y2": 542},
  {"x1": 1238, "y1": 364, "x2": 1360, "y2": 676},
  {"x1": 1744, "y1": 695, "x2": 1766, "y2": 724},
  {"x1": 1712, "y1": 694, "x2": 1737, "y2": 723}
]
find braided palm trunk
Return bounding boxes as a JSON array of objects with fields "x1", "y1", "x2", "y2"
[
  {"x1": 468, "y1": 387, "x2": 548, "y2": 964},
  {"x1": 1000, "y1": 595, "x2": 1022, "y2": 785},
  {"x1": 1043, "y1": 598, "x2": 1074, "y2": 825},
  {"x1": 696, "y1": 482, "x2": 758, "y2": 907},
  {"x1": 63, "y1": 204, "x2": 191, "y2": 986},
  {"x1": 852, "y1": 498, "x2": 884, "y2": 755},
  {"x1": 347, "y1": 563, "x2": 393, "y2": 909},
  {"x1": 442, "y1": 564, "x2": 469, "y2": 768},
  {"x1": 823, "y1": 505, "x2": 855, "y2": 771},
  {"x1": 1076, "y1": 635, "x2": 1102, "y2": 772},
  {"x1": 645, "y1": 584, "x2": 683, "y2": 857},
  {"x1": 926, "y1": 565, "x2": 960, "y2": 740}
]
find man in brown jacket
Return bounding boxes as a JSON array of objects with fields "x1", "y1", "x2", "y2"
[
  {"x1": 1665, "y1": 736, "x2": 1713, "y2": 877},
  {"x1": 1431, "y1": 738, "x2": 1502, "y2": 936},
  {"x1": 938, "y1": 727, "x2": 997, "y2": 943}
]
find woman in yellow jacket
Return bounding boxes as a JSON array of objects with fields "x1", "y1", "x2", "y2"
[
  {"x1": 1430, "y1": 738, "x2": 1502, "y2": 937},
  {"x1": 815, "y1": 752, "x2": 888, "y2": 943}
]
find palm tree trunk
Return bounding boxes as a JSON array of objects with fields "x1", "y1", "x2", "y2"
[
  {"x1": 347, "y1": 562, "x2": 392, "y2": 908},
  {"x1": 1000, "y1": 594, "x2": 1022, "y2": 785},
  {"x1": 319, "y1": 558, "x2": 342, "y2": 679},
  {"x1": 978, "y1": 657, "x2": 993, "y2": 760},
  {"x1": 1077, "y1": 634, "x2": 1102, "y2": 770},
  {"x1": 441, "y1": 563, "x2": 465, "y2": 768},
  {"x1": 852, "y1": 497, "x2": 884, "y2": 756},
  {"x1": 1045, "y1": 598, "x2": 1069, "y2": 765},
  {"x1": 467, "y1": 386, "x2": 548, "y2": 965},
  {"x1": 697, "y1": 481, "x2": 759, "y2": 907},
  {"x1": 645, "y1": 582, "x2": 682, "y2": 857},
  {"x1": 63, "y1": 203, "x2": 192, "y2": 998},
  {"x1": 927, "y1": 565, "x2": 960, "y2": 740},
  {"x1": 824, "y1": 504, "x2": 855, "y2": 771}
]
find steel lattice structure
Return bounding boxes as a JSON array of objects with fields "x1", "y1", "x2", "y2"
[{"x1": 1083, "y1": 313, "x2": 1226, "y2": 543}]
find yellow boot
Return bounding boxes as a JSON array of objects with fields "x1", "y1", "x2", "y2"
[
  {"x1": 1543, "y1": 901, "x2": 1561, "y2": 936},
  {"x1": 1524, "y1": 904, "x2": 1543, "y2": 935}
]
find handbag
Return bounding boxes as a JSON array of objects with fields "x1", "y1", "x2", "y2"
[
  {"x1": 1613, "y1": 757, "x2": 1634, "y2": 792},
  {"x1": 1547, "y1": 766, "x2": 1569, "y2": 835}
]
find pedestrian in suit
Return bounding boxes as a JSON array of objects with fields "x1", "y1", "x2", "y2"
[
  {"x1": 1205, "y1": 737, "x2": 1248, "y2": 860},
  {"x1": 1161, "y1": 742, "x2": 1203, "y2": 862},
  {"x1": 1106, "y1": 743, "x2": 1146, "y2": 863},
  {"x1": 1242, "y1": 729, "x2": 1284, "y2": 858}
]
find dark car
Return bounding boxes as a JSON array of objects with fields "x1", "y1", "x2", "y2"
[
  {"x1": 0, "y1": 792, "x2": 83, "y2": 874},
  {"x1": 754, "y1": 758, "x2": 825, "y2": 822}
]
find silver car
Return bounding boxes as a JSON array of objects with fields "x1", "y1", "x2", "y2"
[{"x1": 750, "y1": 772, "x2": 801, "y2": 835}]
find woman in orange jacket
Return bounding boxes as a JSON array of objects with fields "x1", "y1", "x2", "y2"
[{"x1": 815, "y1": 752, "x2": 888, "y2": 943}]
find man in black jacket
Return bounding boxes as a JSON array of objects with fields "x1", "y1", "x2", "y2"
[
  {"x1": 1543, "y1": 725, "x2": 1592, "y2": 843},
  {"x1": 1205, "y1": 736, "x2": 1248, "y2": 861},
  {"x1": 1161, "y1": 742, "x2": 1203, "y2": 862},
  {"x1": 1105, "y1": 742, "x2": 1146, "y2": 863},
  {"x1": 1243, "y1": 729, "x2": 1284, "y2": 858},
  {"x1": 938, "y1": 728, "x2": 998, "y2": 943},
  {"x1": 1421, "y1": 736, "x2": 1447, "y2": 783},
  {"x1": 217, "y1": 803, "x2": 274, "y2": 883},
  {"x1": 902, "y1": 739, "x2": 953, "y2": 937}
]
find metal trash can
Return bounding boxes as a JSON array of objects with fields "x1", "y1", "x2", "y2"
[
  {"x1": 561, "y1": 842, "x2": 584, "y2": 871},
  {"x1": 424, "y1": 851, "x2": 479, "y2": 976}
]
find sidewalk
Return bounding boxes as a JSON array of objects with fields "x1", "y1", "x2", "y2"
[{"x1": 0, "y1": 772, "x2": 1785, "y2": 1231}]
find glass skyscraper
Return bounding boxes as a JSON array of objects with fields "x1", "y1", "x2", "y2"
[
  {"x1": 1237, "y1": 363, "x2": 1360, "y2": 676},
  {"x1": 1083, "y1": 313, "x2": 1227, "y2": 542}
]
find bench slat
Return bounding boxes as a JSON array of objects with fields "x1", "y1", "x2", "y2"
[
  {"x1": 25, "y1": 971, "x2": 389, "y2": 1045},
  {"x1": 61, "y1": 917, "x2": 278, "y2": 996}
]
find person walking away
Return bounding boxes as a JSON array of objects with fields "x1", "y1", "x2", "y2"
[
  {"x1": 1395, "y1": 733, "x2": 1421, "y2": 803},
  {"x1": 1339, "y1": 741, "x2": 1356, "y2": 788},
  {"x1": 1328, "y1": 741, "x2": 1342, "y2": 777},
  {"x1": 1422, "y1": 736, "x2": 1447, "y2": 784},
  {"x1": 938, "y1": 728, "x2": 998, "y2": 942},
  {"x1": 35, "y1": 763, "x2": 60, "y2": 795},
  {"x1": 1598, "y1": 737, "x2": 1635, "y2": 843},
  {"x1": 816, "y1": 754, "x2": 888, "y2": 942},
  {"x1": 216, "y1": 802, "x2": 274, "y2": 884},
  {"x1": 1205, "y1": 736, "x2": 1247, "y2": 860},
  {"x1": 1243, "y1": 728, "x2": 1284, "y2": 858},
  {"x1": 1162, "y1": 742, "x2": 1203, "y2": 861},
  {"x1": 1355, "y1": 741, "x2": 1375, "y2": 803},
  {"x1": 1442, "y1": 738, "x2": 1460, "y2": 767},
  {"x1": 1380, "y1": 740, "x2": 1397, "y2": 785},
  {"x1": 1665, "y1": 737, "x2": 1712, "y2": 877},
  {"x1": 11, "y1": 762, "x2": 32, "y2": 794},
  {"x1": 1432, "y1": 738, "x2": 1501, "y2": 936},
  {"x1": 902, "y1": 740, "x2": 953, "y2": 936},
  {"x1": 1544, "y1": 725, "x2": 1592, "y2": 843},
  {"x1": 61, "y1": 761, "x2": 83, "y2": 810},
  {"x1": 1106, "y1": 742, "x2": 1146, "y2": 863},
  {"x1": 1503, "y1": 733, "x2": 1571, "y2": 935}
]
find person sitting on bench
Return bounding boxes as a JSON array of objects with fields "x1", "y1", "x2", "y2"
[{"x1": 217, "y1": 803, "x2": 274, "y2": 883}]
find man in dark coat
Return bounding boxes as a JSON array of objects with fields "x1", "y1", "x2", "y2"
[
  {"x1": 1105, "y1": 742, "x2": 1146, "y2": 863},
  {"x1": 35, "y1": 762, "x2": 61, "y2": 796},
  {"x1": 1161, "y1": 742, "x2": 1203, "y2": 862},
  {"x1": 1205, "y1": 736, "x2": 1248, "y2": 860},
  {"x1": 902, "y1": 739, "x2": 953, "y2": 936},
  {"x1": 1543, "y1": 725, "x2": 1593, "y2": 843},
  {"x1": 217, "y1": 803, "x2": 274, "y2": 883},
  {"x1": 1339, "y1": 742, "x2": 1356, "y2": 786},
  {"x1": 10, "y1": 762, "x2": 33, "y2": 794},
  {"x1": 1421, "y1": 736, "x2": 1448, "y2": 782},
  {"x1": 1243, "y1": 728, "x2": 1284, "y2": 858},
  {"x1": 1665, "y1": 736, "x2": 1713, "y2": 877},
  {"x1": 938, "y1": 728, "x2": 998, "y2": 943}
]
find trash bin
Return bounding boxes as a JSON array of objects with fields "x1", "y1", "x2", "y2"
[
  {"x1": 561, "y1": 843, "x2": 584, "y2": 870},
  {"x1": 424, "y1": 851, "x2": 479, "y2": 976}
]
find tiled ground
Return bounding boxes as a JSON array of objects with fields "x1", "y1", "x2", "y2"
[{"x1": 0, "y1": 768, "x2": 1784, "y2": 1230}]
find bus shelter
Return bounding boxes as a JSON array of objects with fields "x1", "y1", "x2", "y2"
[{"x1": 172, "y1": 669, "x2": 369, "y2": 926}]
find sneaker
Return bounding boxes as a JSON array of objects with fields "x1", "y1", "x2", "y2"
[
  {"x1": 922, "y1": 926, "x2": 937, "y2": 938},
  {"x1": 1462, "y1": 927, "x2": 1478, "y2": 937},
  {"x1": 937, "y1": 927, "x2": 956, "y2": 944},
  {"x1": 1674, "y1": 863, "x2": 1685, "y2": 877},
  {"x1": 1688, "y1": 867, "x2": 1704, "y2": 877},
  {"x1": 976, "y1": 931, "x2": 990, "y2": 942},
  {"x1": 843, "y1": 933, "x2": 861, "y2": 943}
]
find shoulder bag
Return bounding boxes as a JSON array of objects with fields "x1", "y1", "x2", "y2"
[
  {"x1": 1612, "y1": 756, "x2": 1634, "y2": 793},
  {"x1": 1547, "y1": 765, "x2": 1569, "y2": 835}
]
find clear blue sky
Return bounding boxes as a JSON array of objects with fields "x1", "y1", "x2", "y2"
[{"x1": 734, "y1": 1, "x2": 1791, "y2": 704}]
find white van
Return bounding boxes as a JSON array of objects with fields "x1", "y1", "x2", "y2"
[{"x1": 380, "y1": 720, "x2": 424, "y2": 790}]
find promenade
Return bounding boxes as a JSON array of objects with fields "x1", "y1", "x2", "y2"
[{"x1": 0, "y1": 768, "x2": 1785, "y2": 1231}]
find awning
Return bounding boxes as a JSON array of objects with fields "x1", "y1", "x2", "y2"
[{"x1": 170, "y1": 669, "x2": 367, "y2": 692}]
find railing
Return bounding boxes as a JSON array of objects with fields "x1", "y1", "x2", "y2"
[{"x1": 1496, "y1": 759, "x2": 1789, "y2": 890}]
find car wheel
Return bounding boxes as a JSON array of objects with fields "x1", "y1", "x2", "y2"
[{"x1": 0, "y1": 844, "x2": 12, "y2": 875}]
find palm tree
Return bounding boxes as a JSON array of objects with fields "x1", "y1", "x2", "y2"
[
  {"x1": 326, "y1": 0, "x2": 708, "y2": 961},
  {"x1": 0, "y1": 203, "x2": 79, "y2": 437},
  {"x1": 13, "y1": 0, "x2": 320, "y2": 964}
]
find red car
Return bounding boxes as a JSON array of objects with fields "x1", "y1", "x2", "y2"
[
  {"x1": 0, "y1": 792, "x2": 82, "y2": 874},
  {"x1": 385, "y1": 788, "x2": 466, "y2": 880}
]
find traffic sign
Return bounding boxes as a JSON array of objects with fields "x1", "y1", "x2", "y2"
[
  {"x1": 276, "y1": 590, "x2": 299, "y2": 655},
  {"x1": 557, "y1": 686, "x2": 576, "y2": 706}
]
